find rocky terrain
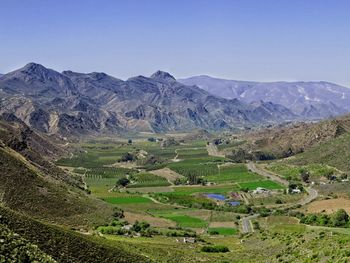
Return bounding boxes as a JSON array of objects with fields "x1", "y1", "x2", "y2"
[
  {"x1": 232, "y1": 114, "x2": 350, "y2": 160},
  {"x1": 0, "y1": 63, "x2": 300, "y2": 136}
]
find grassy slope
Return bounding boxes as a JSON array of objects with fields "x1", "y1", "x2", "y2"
[
  {"x1": 0, "y1": 223, "x2": 56, "y2": 262},
  {"x1": 0, "y1": 145, "x2": 113, "y2": 227},
  {"x1": 290, "y1": 132, "x2": 350, "y2": 173},
  {"x1": 0, "y1": 206, "x2": 148, "y2": 263}
]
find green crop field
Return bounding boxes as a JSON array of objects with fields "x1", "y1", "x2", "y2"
[
  {"x1": 176, "y1": 147, "x2": 209, "y2": 159},
  {"x1": 238, "y1": 180, "x2": 284, "y2": 190},
  {"x1": 208, "y1": 227, "x2": 237, "y2": 235},
  {"x1": 206, "y1": 164, "x2": 262, "y2": 183},
  {"x1": 102, "y1": 196, "x2": 153, "y2": 204},
  {"x1": 158, "y1": 214, "x2": 208, "y2": 228},
  {"x1": 129, "y1": 173, "x2": 171, "y2": 188},
  {"x1": 167, "y1": 157, "x2": 224, "y2": 178},
  {"x1": 86, "y1": 167, "x2": 134, "y2": 179},
  {"x1": 172, "y1": 184, "x2": 239, "y2": 195},
  {"x1": 86, "y1": 177, "x2": 119, "y2": 193},
  {"x1": 56, "y1": 143, "x2": 131, "y2": 168}
]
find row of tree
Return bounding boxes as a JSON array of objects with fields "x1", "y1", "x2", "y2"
[{"x1": 299, "y1": 209, "x2": 350, "y2": 228}]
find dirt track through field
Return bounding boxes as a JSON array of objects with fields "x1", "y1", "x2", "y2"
[
  {"x1": 149, "y1": 168, "x2": 184, "y2": 183},
  {"x1": 124, "y1": 211, "x2": 176, "y2": 228},
  {"x1": 247, "y1": 162, "x2": 289, "y2": 186},
  {"x1": 206, "y1": 143, "x2": 225, "y2": 157}
]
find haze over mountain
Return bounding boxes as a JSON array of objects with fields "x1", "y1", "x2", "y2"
[
  {"x1": 179, "y1": 75, "x2": 350, "y2": 119},
  {"x1": 0, "y1": 63, "x2": 299, "y2": 136}
]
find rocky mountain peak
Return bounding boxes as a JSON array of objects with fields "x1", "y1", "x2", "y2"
[
  {"x1": 9, "y1": 62, "x2": 64, "y2": 84},
  {"x1": 150, "y1": 70, "x2": 176, "y2": 82},
  {"x1": 88, "y1": 72, "x2": 108, "y2": 80},
  {"x1": 21, "y1": 62, "x2": 50, "y2": 74}
]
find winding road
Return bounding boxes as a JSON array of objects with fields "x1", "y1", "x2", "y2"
[{"x1": 241, "y1": 162, "x2": 319, "y2": 233}]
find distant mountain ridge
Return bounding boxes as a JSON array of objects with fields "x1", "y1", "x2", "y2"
[
  {"x1": 0, "y1": 63, "x2": 300, "y2": 135},
  {"x1": 179, "y1": 75, "x2": 350, "y2": 119}
]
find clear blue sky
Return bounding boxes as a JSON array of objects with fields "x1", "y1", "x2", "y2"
[{"x1": 1, "y1": 0, "x2": 350, "y2": 86}]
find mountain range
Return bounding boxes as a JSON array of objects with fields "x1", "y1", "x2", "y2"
[
  {"x1": 1, "y1": 63, "x2": 349, "y2": 136},
  {"x1": 179, "y1": 75, "x2": 350, "y2": 119},
  {"x1": 0, "y1": 63, "x2": 298, "y2": 136}
]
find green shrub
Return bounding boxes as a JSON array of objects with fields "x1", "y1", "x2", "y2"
[{"x1": 201, "y1": 245, "x2": 230, "y2": 253}]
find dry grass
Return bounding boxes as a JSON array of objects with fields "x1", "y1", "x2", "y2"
[
  {"x1": 149, "y1": 168, "x2": 184, "y2": 182},
  {"x1": 305, "y1": 198, "x2": 350, "y2": 214},
  {"x1": 123, "y1": 212, "x2": 176, "y2": 228}
]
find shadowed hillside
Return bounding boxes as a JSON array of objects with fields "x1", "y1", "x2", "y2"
[{"x1": 0, "y1": 116, "x2": 114, "y2": 227}]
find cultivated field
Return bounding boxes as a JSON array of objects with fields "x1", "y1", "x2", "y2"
[{"x1": 53, "y1": 136, "x2": 350, "y2": 262}]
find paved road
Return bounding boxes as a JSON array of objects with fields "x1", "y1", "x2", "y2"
[
  {"x1": 206, "y1": 143, "x2": 225, "y2": 157},
  {"x1": 242, "y1": 214, "x2": 259, "y2": 233}
]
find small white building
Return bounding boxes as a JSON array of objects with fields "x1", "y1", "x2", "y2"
[
  {"x1": 122, "y1": 225, "x2": 132, "y2": 231},
  {"x1": 291, "y1": 189, "x2": 301, "y2": 194}
]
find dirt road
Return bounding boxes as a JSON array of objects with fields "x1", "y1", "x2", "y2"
[
  {"x1": 206, "y1": 143, "x2": 225, "y2": 157},
  {"x1": 242, "y1": 214, "x2": 259, "y2": 233},
  {"x1": 247, "y1": 162, "x2": 289, "y2": 186},
  {"x1": 247, "y1": 162, "x2": 318, "y2": 207}
]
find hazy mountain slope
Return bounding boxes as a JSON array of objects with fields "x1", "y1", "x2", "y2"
[
  {"x1": 179, "y1": 75, "x2": 350, "y2": 119},
  {"x1": 0, "y1": 117, "x2": 114, "y2": 227},
  {"x1": 0, "y1": 63, "x2": 299, "y2": 135}
]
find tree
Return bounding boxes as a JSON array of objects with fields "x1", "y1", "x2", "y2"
[
  {"x1": 317, "y1": 214, "x2": 330, "y2": 226},
  {"x1": 116, "y1": 177, "x2": 130, "y2": 187},
  {"x1": 120, "y1": 152, "x2": 135, "y2": 162},
  {"x1": 332, "y1": 209, "x2": 349, "y2": 227},
  {"x1": 213, "y1": 138, "x2": 222, "y2": 145},
  {"x1": 300, "y1": 170, "x2": 310, "y2": 183},
  {"x1": 252, "y1": 221, "x2": 260, "y2": 230},
  {"x1": 128, "y1": 139, "x2": 132, "y2": 144},
  {"x1": 112, "y1": 207, "x2": 124, "y2": 219},
  {"x1": 131, "y1": 221, "x2": 150, "y2": 232}
]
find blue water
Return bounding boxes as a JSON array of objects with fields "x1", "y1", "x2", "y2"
[
  {"x1": 228, "y1": 201, "x2": 240, "y2": 206},
  {"x1": 206, "y1": 193, "x2": 226, "y2": 200}
]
